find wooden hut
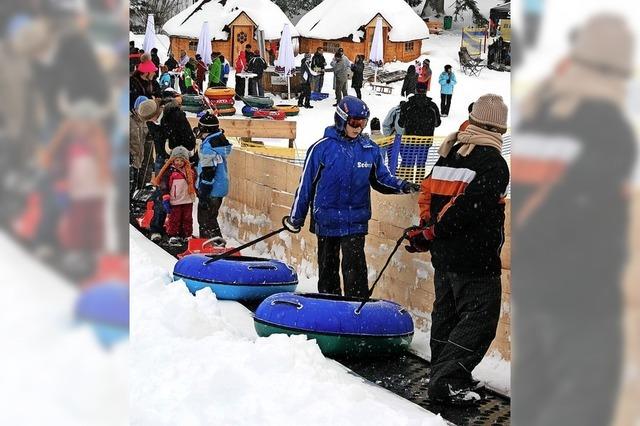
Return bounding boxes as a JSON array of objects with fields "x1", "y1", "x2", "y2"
[
  {"x1": 296, "y1": 0, "x2": 429, "y2": 63},
  {"x1": 162, "y1": 0, "x2": 298, "y2": 66}
]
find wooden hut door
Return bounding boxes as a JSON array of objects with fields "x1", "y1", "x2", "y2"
[{"x1": 231, "y1": 25, "x2": 254, "y2": 67}]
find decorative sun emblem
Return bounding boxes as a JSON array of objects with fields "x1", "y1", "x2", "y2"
[{"x1": 237, "y1": 32, "x2": 247, "y2": 44}]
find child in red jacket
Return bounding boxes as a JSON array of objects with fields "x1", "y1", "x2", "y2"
[{"x1": 151, "y1": 146, "x2": 196, "y2": 244}]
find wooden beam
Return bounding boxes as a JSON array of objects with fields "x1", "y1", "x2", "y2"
[{"x1": 187, "y1": 117, "x2": 296, "y2": 140}]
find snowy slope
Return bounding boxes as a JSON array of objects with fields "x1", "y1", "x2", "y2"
[
  {"x1": 130, "y1": 227, "x2": 446, "y2": 425},
  {"x1": 296, "y1": 0, "x2": 429, "y2": 42},
  {"x1": 0, "y1": 233, "x2": 128, "y2": 425}
]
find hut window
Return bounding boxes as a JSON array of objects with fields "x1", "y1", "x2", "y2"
[
  {"x1": 404, "y1": 41, "x2": 415, "y2": 52},
  {"x1": 189, "y1": 40, "x2": 198, "y2": 51},
  {"x1": 237, "y1": 32, "x2": 248, "y2": 44},
  {"x1": 322, "y1": 41, "x2": 341, "y2": 53}
]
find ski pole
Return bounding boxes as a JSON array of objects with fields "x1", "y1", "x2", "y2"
[
  {"x1": 204, "y1": 216, "x2": 300, "y2": 264},
  {"x1": 355, "y1": 231, "x2": 408, "y2": 314}
]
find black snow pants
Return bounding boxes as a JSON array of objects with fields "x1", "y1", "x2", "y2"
[
  {"x1": 428, "y1": 270, "x2": 502, "y2": 397},
  {"x1": 197, "y1": 196, "x2": 223, "y2": 239},
  {"x1": 317, "y1": 234, "x2": 368, "y2": 298}
]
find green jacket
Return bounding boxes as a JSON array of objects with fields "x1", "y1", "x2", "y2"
[
  {"x1": 208, "y1": 58, "x2": 221, "y2": 86},
  {"x1": 183, "y1": 67, "x2": 193, "y2": 88}
]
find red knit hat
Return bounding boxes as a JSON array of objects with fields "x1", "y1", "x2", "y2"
[{"x1": 137, "y1": 60, "x2": 158, "y2": 73}]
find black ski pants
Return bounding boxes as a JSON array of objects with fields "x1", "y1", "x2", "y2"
[
  {"x1": 317, "y1": 234, "x2": 368, "y2": 298},
  {"x1": 298, "y1": 81, "x2": 311, "y2": 107},
  {"x1": 428, "y1": 270, "x2": 502, "y2": 396},
  {"x1": 440, "y1": 94, "x2": 452, "y2": 115},
  {"x1": 197, "y1": 196, "x2": 223, "y2": 239}
]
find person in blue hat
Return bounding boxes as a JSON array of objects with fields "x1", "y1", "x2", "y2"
[{"x1": 284, "y1": 96, "x2": 420, "y2": 297}]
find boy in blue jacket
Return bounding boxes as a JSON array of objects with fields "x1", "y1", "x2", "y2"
[
  {"x1": 195, "y1": 111, "x2": 232, "y2": 243},
  {"x1": 284, "y1": 96, "x2": 420, "y2": 297}
]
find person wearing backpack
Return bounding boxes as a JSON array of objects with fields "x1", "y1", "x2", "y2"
[
  {"x1": 220, "y1": 55, "x2": 230, "y2": 86},
  {"x1": 248, "y1": 51, "x2": 268, "y2": 96},
  {"x1": 297, "y1": 53, "x2": 316, "y2": 109},
  {"x1": 397, "y1": 82, "x2": 441, "y2": 179}
]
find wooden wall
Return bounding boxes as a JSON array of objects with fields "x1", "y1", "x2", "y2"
[
  {"x1": 299, "y1": 37, "x2": 423, "y2": 64},
  {"x1": 221, "y1": 148, "x2": 512, "y2": 360},
  {"x1": 169, "y1": 36, "x2": 232, "y2": 64}
]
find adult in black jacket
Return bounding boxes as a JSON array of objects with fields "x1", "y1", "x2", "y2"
[
  {"x1": 351, "y1": 55, "x2": 365, "y2": 99},
  {"x1": 248, "y1": 52, "x2": 268, "y2": 96},
  {"x1": 397, "y1": 82, "x2": 441, "y2": 179},
  {"x1": 511, "y1": 15, "x2": 635, "y2": 426},
  {"x1": 165, "y1": 53, "x2": 178, "y2": 71},
  {"x1": 150, "y1": 48, "x2": 161, "y2": 70},
  {"x1": 161, "y1": 99, "x2": 196, "y2": 154},
  {"x1": 311, "y1": 47, "x2": 327, "y2": 92},
  {"x1": 406, "y1": 94, "x2": 510, "y2": 405},
  {"x1": 401, "y1": 64, "x2": 417, "y2": 97},
  {"x1": 130, "y1": 56, "x2": 161, "y2": 111},
  {"x1": 297, "y1": 53, "x2": 314, "y2": 109}
]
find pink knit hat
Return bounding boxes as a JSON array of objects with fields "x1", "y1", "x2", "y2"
[
  {"x1": 137, "y1": 60, "x2": 158, "y2": 73},
  {"x1": 470, "y1": 94, "x2": 508, "y2": 132}
]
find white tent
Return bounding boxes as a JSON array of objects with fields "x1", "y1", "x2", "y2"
[
  {"x1": 142, "y1": 14, "x2": 156, "y2": 53},
  {"x1": 196, "y1": 21, "x2": 213, "y2": 66},
  {"x1": 275, "y1": 24, "x2": 296, "y2": 99},
  {"x1": 369, "y1": 17, "x2": 384, "y2": 83}
]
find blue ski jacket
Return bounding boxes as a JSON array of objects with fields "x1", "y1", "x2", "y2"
[
  {"x1": 197, "y1": 132, "x2": 232, "y2": 198},
  {"x1": 290, "y1": 126, "x2": 406, "y2": 237}
]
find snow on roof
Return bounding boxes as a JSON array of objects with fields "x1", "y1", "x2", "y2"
[
  {"x1": 296, "y1": 0, "x2": 429, "y2": 42},
  {"x1": 162, "y1": 0, "x2": 299, "y2": 40}
]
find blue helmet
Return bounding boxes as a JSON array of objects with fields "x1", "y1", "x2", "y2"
[{"x1": 334, "y1": 96, "x2": 370, "y2": 132}]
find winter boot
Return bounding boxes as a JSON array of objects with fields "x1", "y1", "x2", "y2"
[{"x1": 150, "y1": 233, "x2": 162, "y2": 243}]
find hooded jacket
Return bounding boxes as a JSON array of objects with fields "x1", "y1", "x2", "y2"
[
  {"x1": 197, "y1": 131, "x2": 232, "y2": 198},
  {"x1": 161, "y1": 100, "x2": 196, "y2": 152},
  {"x1": 290, "y1": 126, "x2": 405, "y2": 237}
]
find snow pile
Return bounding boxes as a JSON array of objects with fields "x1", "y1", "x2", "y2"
[
  {"x1": 130, "y1": 228, "x2": 445, "y2": 425},
  {"x1": 0, "y1": 233, "x2": 128, "y2": 424},
  {"x1": 163, "y1": 0, "x2": 300, "y2": 40},
  {"x1": 296, "y1": 0, "x2": 429, "y2": 42}
]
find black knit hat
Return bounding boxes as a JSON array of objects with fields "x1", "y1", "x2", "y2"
[{"x1": 198, "y1": 110, "x2": 220, "y2": 132}]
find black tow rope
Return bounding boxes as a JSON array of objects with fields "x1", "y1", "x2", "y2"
[
  {"x1": 355, "y1": 232, "x2": 408, "y2": 314},
  {"x1": 204, "y1": 217, "x2": 300, "y2": 264}
]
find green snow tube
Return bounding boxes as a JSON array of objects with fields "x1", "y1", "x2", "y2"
[{"x1": 241, "y1": 95, "x2": 274, "y2": 109}]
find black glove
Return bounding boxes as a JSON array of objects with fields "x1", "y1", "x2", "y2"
[
  {"x1": 282, "y1": 216, "x2": 302, "y2": 233},
  {"x1": 402, "y1": 181, "x2": 421, "y2": 194}
]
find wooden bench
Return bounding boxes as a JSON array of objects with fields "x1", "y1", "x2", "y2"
[
  {"x1": 370, "y1": 82, "x2": 393, "y2": 95},
  {"x1": 188, "y1": 117, "x2": 297, "y2": 148}
]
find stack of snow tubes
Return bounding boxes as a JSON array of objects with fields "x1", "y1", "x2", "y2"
[
  {"x1": 254, "y1": 292, "x2": 414, "y2": 356},
  {"x1": 274, "y1": 104, "x2": 300, "y2": 117},
  {"x1": 204, "y1": 87, "x2": 236, "y2": 116},
  {"x1": 173, "y1": 254, "x2": 298, "y2": 301},
  {"x1": 181, "y1": 94, "x2": 206, "y2": 114}
]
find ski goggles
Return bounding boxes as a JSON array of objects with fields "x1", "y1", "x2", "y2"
[{"x1": 346, "y1": 117, "x2": 369, "y2": 129}]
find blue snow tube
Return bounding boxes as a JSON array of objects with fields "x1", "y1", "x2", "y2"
[
  {"x1": 254, "y1": 292, "x2": 414, "y2": 356},
  {"x1": 75, "y1": 283, "x2": 129, "y2": 349},
  {"x1": 173, "y1": 254, "x2": 298, "y2": 301}
]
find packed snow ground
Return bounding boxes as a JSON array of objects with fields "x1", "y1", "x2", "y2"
[{"x1": 130, "y1": 227, "x2": 446, "y2": 426}]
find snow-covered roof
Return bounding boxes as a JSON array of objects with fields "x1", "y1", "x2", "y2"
[
  {"x1": 296, "y1": 0, "x2": 429, "y2": 42},
  {"x1": 162, "y1": 0, "x2": 299, "y2": 40}
]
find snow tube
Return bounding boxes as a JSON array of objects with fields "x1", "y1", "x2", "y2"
[
  {"x1": 75, "y1": 283, "x2": 129, "y2": 349},
  {"x1": 217, "y1": 106, "x2": 236, "y2": 116},
  {"x1": 241, "y1": 105, "x2": 285, "y2": 120},
  {"x1": 173, "y1": 254, "x2": 298, "y2": 301},
  {"x1": 205, "y1": 87, "x2": 235, "y2": 98},
  {"x1": 274, "y1": 104, "x2": 300, "y2": 116},
  {"x1": 254, "y1": 292, "x2": 414, "y2": 356},
  {"x1": 241, "y1": 95, "x2": 274, "y2": 108},
  {"x1": 205, "y1": 96, "x2": 235, "y2": 106},
  {"x1": 181, "y1": 94, "x2": 204, "y2": 107},
  {"x1": 177, "y1": 237, "x2": 241, "y2": 259},
  {"x1": 310, "y1": 92, "x2": 330, "y2": 101}
]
